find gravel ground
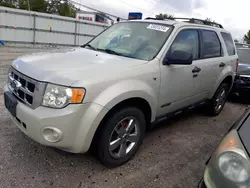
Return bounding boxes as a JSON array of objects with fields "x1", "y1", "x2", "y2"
[{"x1": 0, "y1": 47, "x2": 249, "y2": 188}]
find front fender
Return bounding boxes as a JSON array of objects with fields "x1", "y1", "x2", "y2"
[
  {"x1": 209, "y1": 66, "x2": 235, "y2": 99},
  {"x1": 93, "y1": 79, "x2": 158, "y2": 122}
]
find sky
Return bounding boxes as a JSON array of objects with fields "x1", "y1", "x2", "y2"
[{"x1": 73, "y1": 0, "x2": 250, "y2": 40}]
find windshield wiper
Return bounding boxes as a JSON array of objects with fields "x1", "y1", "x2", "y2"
[
  {"x1": 82, "y1": 44, "x2": 97, "y2": 50},
  {"x1": 83, "y1": 46, "x2": 132, "y2": 58},
  {"x1": 97, "y1": 48, "x2": 120, "y2": 55},
  {"x1": 97, "y1": 48, "x2": 132, "y2": 58}
]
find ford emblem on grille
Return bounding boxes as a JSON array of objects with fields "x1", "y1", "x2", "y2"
[{"x1": 10, "y1": 80, "x2": 22, "y2": 91}]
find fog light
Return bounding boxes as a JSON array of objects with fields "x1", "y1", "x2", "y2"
[{"x1": 41, "y1": 127, "x2": 63, "y2": 143}]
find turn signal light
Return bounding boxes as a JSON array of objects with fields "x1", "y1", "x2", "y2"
[{"x1": 71, "y1": 89, "x2": 85, "y2": 103}]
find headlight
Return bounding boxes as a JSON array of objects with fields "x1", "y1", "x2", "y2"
[
  {"x1": 218, "y1": 151, "x2": 250, "y2": 183},
  {"x1": 42, "y1": 84, "x2": 85, "y2": 108}
]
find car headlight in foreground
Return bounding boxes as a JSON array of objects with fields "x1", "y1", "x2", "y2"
[
  {"x1": 42, "y1": 84, "x2": 85, "y2": 108},
  {"x1": 218, "y1": 150, "x2": 250, "y2": 183}
]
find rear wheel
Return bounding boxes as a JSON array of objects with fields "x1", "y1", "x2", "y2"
[
  {"x1": 207, "y1": 83, "x2": 229, "y2": 116},
  {"x1": 97, "y1": 107, "x2": 146, "y2": 168}
]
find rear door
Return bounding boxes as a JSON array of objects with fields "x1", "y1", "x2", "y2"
[{"x1": 195, "y1": 30, "x2": 225, "y2": 95}]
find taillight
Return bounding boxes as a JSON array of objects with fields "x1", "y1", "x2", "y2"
[{"x1": 236, "y1": 59, "x2": 239, "y2": 72}]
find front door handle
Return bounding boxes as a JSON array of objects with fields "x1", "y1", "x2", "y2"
[
  {"x1": 192, "y1": 67, "x2": 201, "y2": 73},
  {"x1": 219, "y1": 62, "x2": 225, "y2": 67}
]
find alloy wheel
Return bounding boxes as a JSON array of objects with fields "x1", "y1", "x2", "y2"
[
  {"x1": 108, "y1": 117, "x2": 140, "y2": 159},
  {"x1": 214, "y1": 88, "x2": 226, "y2": 112}
]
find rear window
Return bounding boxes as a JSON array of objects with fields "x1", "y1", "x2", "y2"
[
  {"x1": 221, "y1": 32, "x2": 236, "y2": 56},
  {"x1": 201, "y1": 30, "x2": 221, "y2": 58},
  {"x1": 237, "y1": 49, "x2": 250, "y2": 64}
]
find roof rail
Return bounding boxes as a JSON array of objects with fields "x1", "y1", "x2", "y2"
[
  {"x1": 145, "y1": 17, "x2": 223, "y2": 28},
  {"x1": 145, "y1": 17, "x2": 165, "y2": 20}
]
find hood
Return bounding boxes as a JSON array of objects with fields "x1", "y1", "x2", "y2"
[
  {"x1": 12, "y1": 48, "x2": 147, "y2": 86},
  {"x1": 238, "y1": 62, "x2": 250, "y2": 75}
]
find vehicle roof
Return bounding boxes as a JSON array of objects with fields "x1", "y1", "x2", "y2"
[{"x1": 128, "y1": 19, "x2": 229, "y2": 33}]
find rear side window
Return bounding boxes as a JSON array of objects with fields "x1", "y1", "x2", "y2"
[
  {"x1": 221, "y1": 32, "x2": 236, "y2": 56},
  {"x1": 201, "y1": 30, "x2": 221, "y2": 58}
]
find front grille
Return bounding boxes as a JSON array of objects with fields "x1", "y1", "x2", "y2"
[
  {"x1": 8, "y1": 70, "x2": 36, "y2": 106},
  {"x1": 8, "y1": 68, "x2": 46, "y2": 109}
]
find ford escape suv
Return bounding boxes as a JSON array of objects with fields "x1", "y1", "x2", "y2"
[{"x1": 4, "y1": 18, "x2": 238, "y2": 167}]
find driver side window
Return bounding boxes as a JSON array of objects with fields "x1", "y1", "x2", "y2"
[{"x1": 168, "y1": 29, "x2": 199, "y2": 60}]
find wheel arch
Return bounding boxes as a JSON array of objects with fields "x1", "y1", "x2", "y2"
[
  {"x1": 90, "y1": 97, "x2": 153, "y2": 151},
  {"x1": 209, "y1": 73, "x2": 234, "y2": 99},
  {"x1": 221, "y1": 75, "x2": 233, "y2": 87}
]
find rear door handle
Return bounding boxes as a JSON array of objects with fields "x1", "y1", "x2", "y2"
[
  {"x1": 192, "y1": 67, "x2": 201, "y2": 73},
  {"x1": 219, "y1": 62, "x2": 225, "y2": 67}
]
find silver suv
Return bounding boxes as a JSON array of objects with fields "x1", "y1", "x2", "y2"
[{"x1": 4, "y1": 18, "x2": 238, "y2": 167}]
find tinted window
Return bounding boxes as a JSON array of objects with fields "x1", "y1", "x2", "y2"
[
  {"x1": 221, "y1": 32, "x2": 236, "y2": 56},
  {"x1": 202, "y1": 30, "x2": 221, "y2": 58},
  {"x1": 168, "y1": 29, "x2": 199, "y2": 60},
  {"x1": 237, "y1": 49, "x2": 250, "y2": 64}
]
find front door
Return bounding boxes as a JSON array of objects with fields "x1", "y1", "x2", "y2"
[{"x1": 158, "y1": 29, "x2": 201, "y2": 116}]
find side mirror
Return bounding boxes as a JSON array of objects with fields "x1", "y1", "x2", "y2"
[{"x1": 163, "y1": 50, "x2": 193, "y2": 65}]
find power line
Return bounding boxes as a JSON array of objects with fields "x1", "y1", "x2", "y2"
[
  {"x1": 70, "y1": 0, "x2": 179, "y2": 21},
  {"x1": 116, "y1": 0, "x2": 180, "y2": 18},
  {"x1": 146, "y1": 0, "x2": 190, "y2": 17},
  {"x1": 69, "y1": 0, "x2": 127, "y2": 20},
  {"x1": 117, "y1": 0, "x2": 155, "y2": 15}
]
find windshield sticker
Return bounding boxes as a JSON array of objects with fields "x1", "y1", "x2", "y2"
[{"x1": 147, "y1": 24, "x2": 169, "y2": 32}]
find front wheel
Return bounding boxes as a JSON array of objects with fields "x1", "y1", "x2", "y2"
[
  {"x1": 207, "y1": 83, "x2": 229, "y2": 116},
  {"x1": 97, "y1": 107, "x2": 146, "y2": 168}
]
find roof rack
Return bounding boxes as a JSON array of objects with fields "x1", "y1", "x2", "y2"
[{"x1": 145, "y1": 17, "x2": 223, "y2": 28}]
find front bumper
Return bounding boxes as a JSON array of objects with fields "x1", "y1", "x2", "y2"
[{"x1": 3, "y1": 85, "x2": 108, "y2": 153}]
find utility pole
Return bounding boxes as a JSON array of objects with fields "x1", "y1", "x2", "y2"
[{"x1": 27, "y1": 0, "x2": 31, "y2": 11}]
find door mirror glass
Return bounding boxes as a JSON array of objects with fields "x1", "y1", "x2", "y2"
[{"x1": 164, "y1": 50, "x2": 193, "y2": 65}]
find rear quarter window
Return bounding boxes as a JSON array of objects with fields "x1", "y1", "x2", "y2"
[{"x1": 221, "y1": 32, "x2": 236, "y2": 56}]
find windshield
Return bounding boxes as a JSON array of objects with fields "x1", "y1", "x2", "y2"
[
  {"x1": 86, "y1": 22, "x2": 173, "y2": 61},
  {"x1": 237, "y1": 49, "x2": 250, "y2": 64}
]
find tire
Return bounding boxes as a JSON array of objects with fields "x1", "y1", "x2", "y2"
[
  {"x1": 97, "y1": 107, "x2": 146, "y2": 168},
  {"x1": 207, "y1": 83, "x2": 229, "y2": 116}
]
